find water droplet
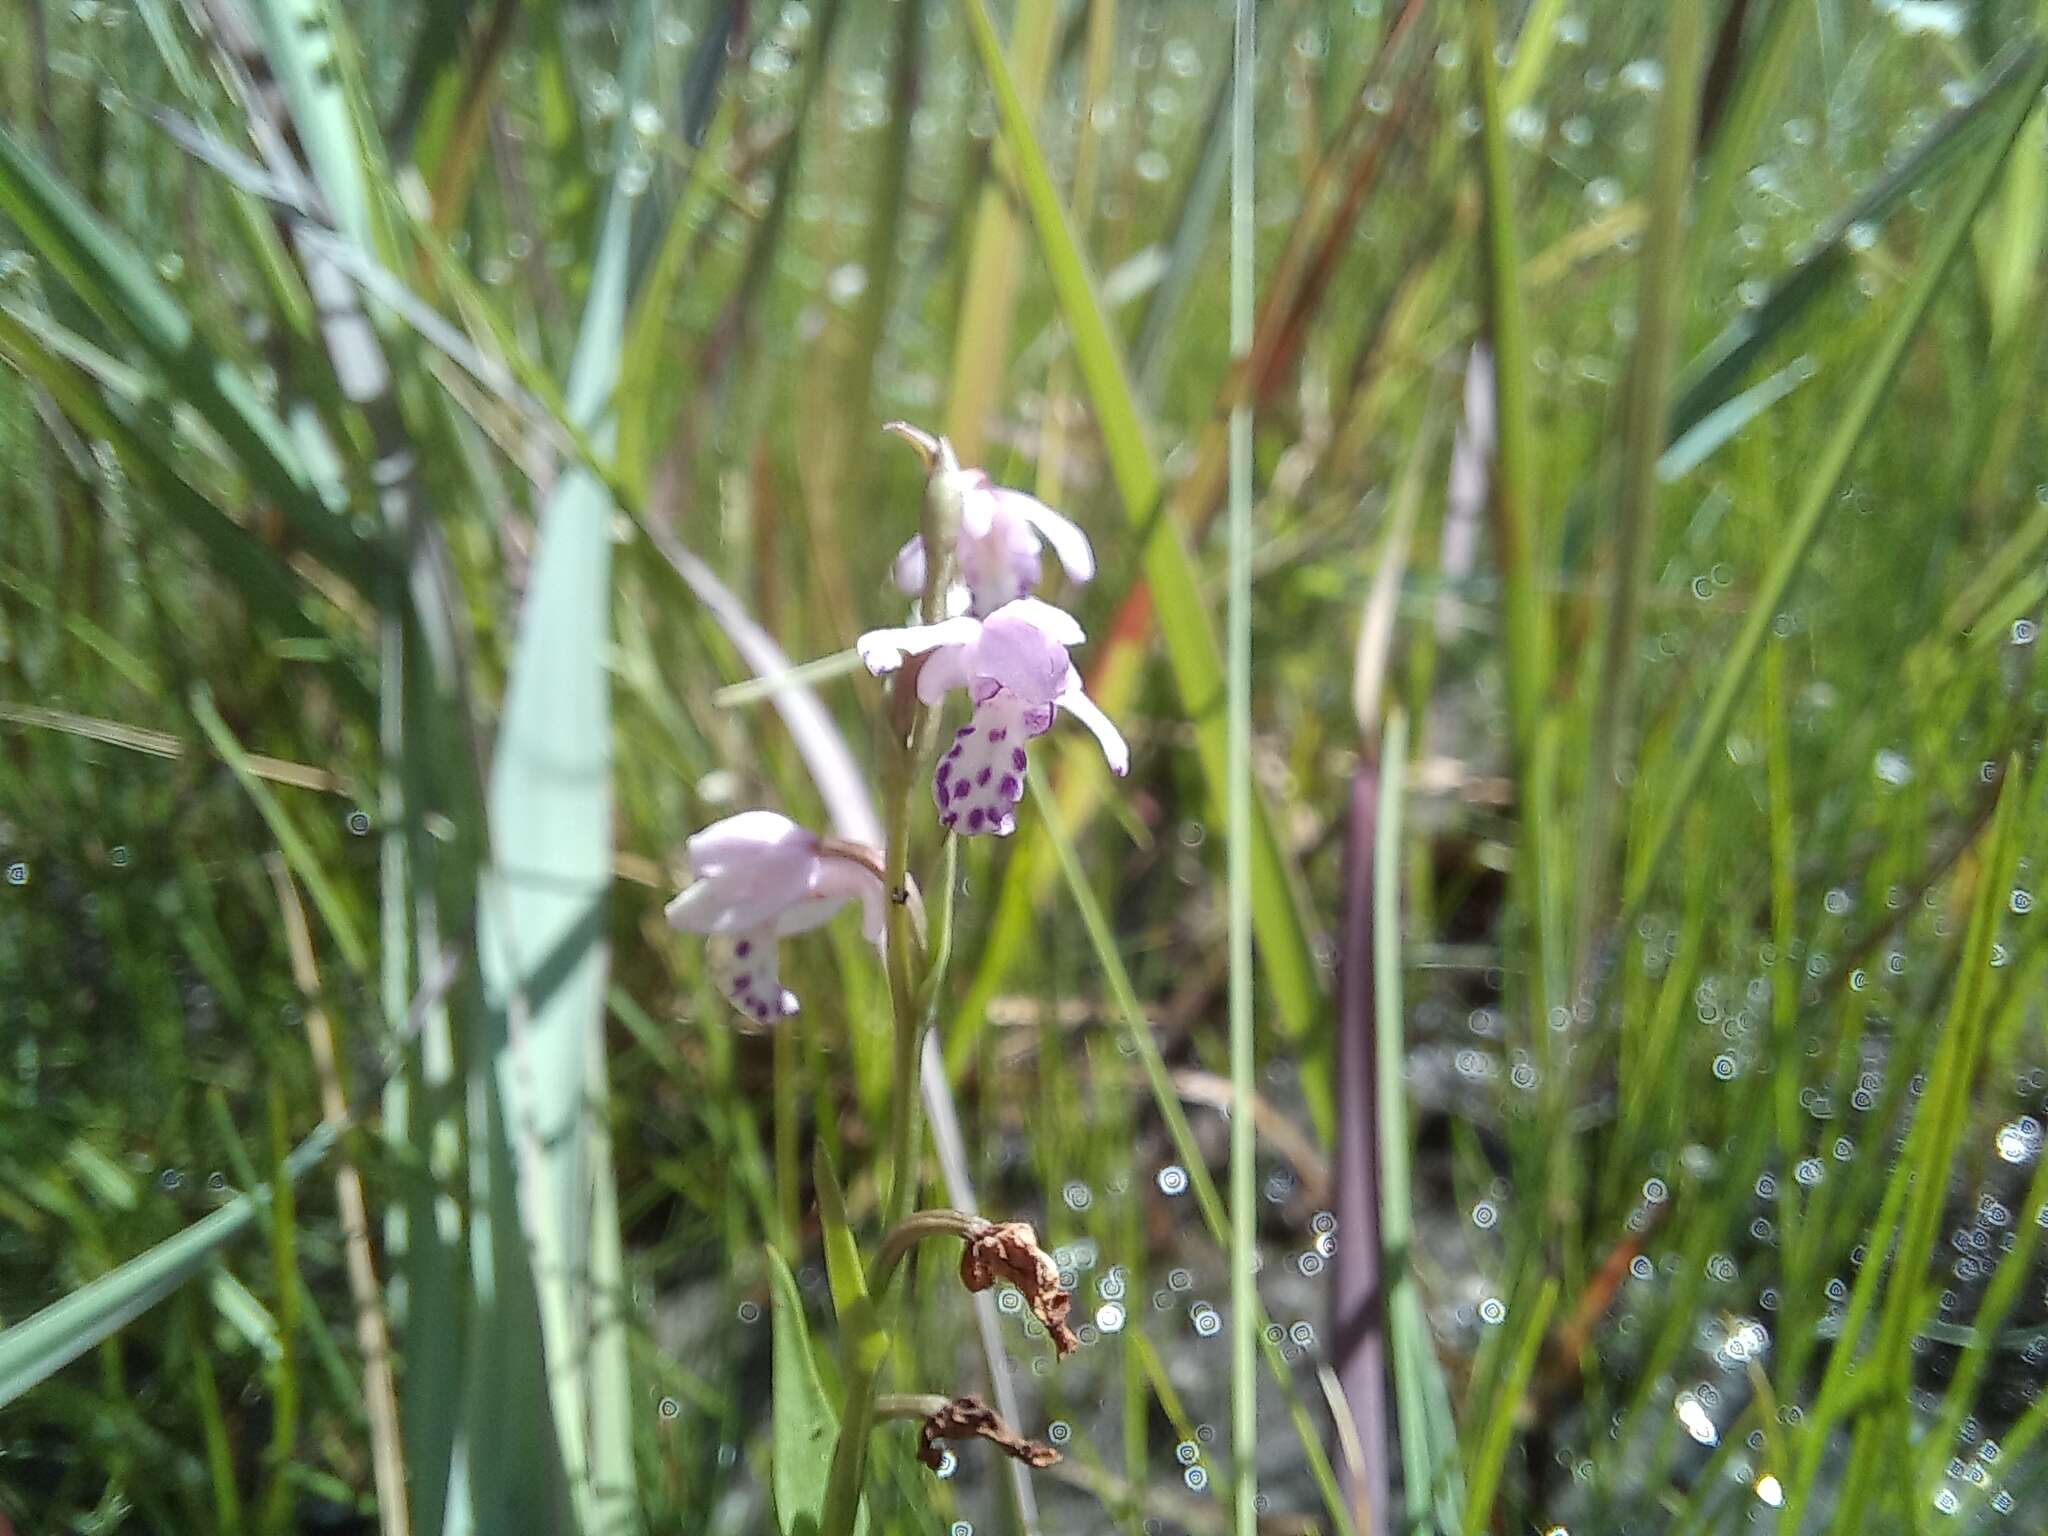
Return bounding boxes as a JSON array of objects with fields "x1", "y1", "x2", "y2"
[
  {"x1": 1157, "y1": 1165, "x2": 1189, "y2": 1196},
  {"x1": 5, "y1": 862, "x2": 27, "y2": 886},
  {"x1": 1479, "y1": 1296, "x2": 1507, "y2": 1325}
]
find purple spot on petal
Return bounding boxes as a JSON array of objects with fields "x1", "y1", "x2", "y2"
[
  {"x1": 947, "y1": 744, "x2": 963, "y2": 760},
  {"x1": 977, "y1": 767, "x2": 992, "y2": 786},
  {"x1": 967, "y1": 809, "x2": 986, "y2": 831},
  {"x1": 935, "y1": 761, "x2": 951, "y2": 785},
  {"x1": 1011, "y1": 748, "x2": 1028, "y2": 772},
  {"x1": 959, "y1": 726, "x2": 975, "y2": 738},
  {"x1": 943, "y1": 811, "x2": 960, "y2": 827},
  {"x1": 999, "y1": 775, "x2": 1019, "y2": 799},
  {"x1": 734, "y1": 940, "x2": 752, "y2": 958},
  {"x1": 988, "y1": 728, "x2": 1008, "y2": 743}
]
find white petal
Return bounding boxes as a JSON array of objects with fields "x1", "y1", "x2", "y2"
[
  {"x1": 810, "y1": 855, "x2": 889, "y2": 944},
  {"x1": 1004, "y1": 491, "x2": 1095, "y2": 584},
  {"x1": 773, "y1": 889, "x2": 855, "y2": 937},
  {"x1": 972, "y1": 602, "x2": 1077, "y2": 706},
  {"x1": 916, "y1": 642, "x2": 974, "y2": 705},
  {"x1": 953, "y1": 472, "x2": 998, "y2": 538},
  {"x1": 1059, "y1": 669, "x2": 1129, "y2": 776},
  {"x1": 985, "y1": 596, "x2": 1085, "y2": 647},
  {"x1": 666, "y1": 870, "x2": 811, "y2": 934},
  {"x1": 855, "y1": 615, "x2": 983, "y2": 675},
  {"x1": 893, "y1": 535, "x2": 928, "y2": 596},
  {"x1": 685, "y1": 809, "x2": 806, "y2": 875},
  {"x1": 707, "y1": 928, "x2": 798, "y2": 1023},
  {"x1": 664, "y1": 879, "x2": 726, "y2": 932}
]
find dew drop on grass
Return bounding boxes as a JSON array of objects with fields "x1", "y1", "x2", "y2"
[
  {"x1": 1095, "y1": 1302, "x2": 1125, "y2": 1334},
  {"x1": 5, "y1": 862, "x2": 26, "y2": 886},
  {"x1": 658, "y1": 1397, "x2": 679, "y2": 1420},
  {"x1": 1157, "y1": 1164, "x2": 1188, "y2": 1196},
  {"x1": 1995, "y1": 1117, "x2": 2042, "y2": 1165},
  {"x1": 1189, "y1": 1303, "x2": 1221, "y2": 1339},
  {"x1": 1479, "y1": 1296, "x2": 1506, "y2": 1326}
]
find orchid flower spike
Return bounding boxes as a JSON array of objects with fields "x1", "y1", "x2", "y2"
[
  {"x1": 893, "y1": 459, "x2": 1095, "y2": 618},
  {"x1": 857, "y1": 597, "x2": 1129, "y2": 837},
  {"x1": 664, "y1": 811, "x2": 886, "y2": 1022}
]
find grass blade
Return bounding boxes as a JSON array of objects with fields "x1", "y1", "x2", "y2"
[
  {"x1": 0, "y1": 124, "x2": 369, "y2": 587},
  {"x1": 471, "y1": 6, "x2": 651, "y2": 1528},
  {"x1": 1469, "y1": 0, "x2": 1550, "y2": 771},
  {"x1": 0, "y1": 1124, "x2": 337, "y2": 1407},
  {"x1": 1626, "y1": 38, "x2": 2048, "y2": 912},
  {"x1": 1573, "y1": 0, "x2": 1710, "y2": 978},
  {"x1": 1669, "y1": 40, "x2": 2046, "y2": 439},
  {"x1": 1226, "y1": 10, "x2": 1257, "y2": 1536},
  {"x1": 953, "y1": 0, "x2": 1324, "y2": 1053}
]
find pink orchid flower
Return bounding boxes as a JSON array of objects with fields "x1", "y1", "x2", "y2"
[
  {"x1": 664, "y1": 811, "x2": 885, "y2": 1022},
  {"x1": 893, "y1": 467, "x2": 1095, "y2": 617},
  {"x1": 857, "y1": 597, "x2": 1129, "y2": 837}
]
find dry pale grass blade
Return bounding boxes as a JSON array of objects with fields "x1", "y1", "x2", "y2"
[{"x1": 266, "y1": 857, "x2": 408, "y2": 1536}]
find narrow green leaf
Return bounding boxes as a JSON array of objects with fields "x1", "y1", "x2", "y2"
[
  {"x1": 767, "y1": 1247, "x2": 866, "y2": 1536},
  {"x1": 1469, "y1": 0, "x2": 1549, "y2": 768},
  {"x1": 953, "y1": 0, "x2": 1324, "y2": 1051},
  {"x1": 0, "y1": 1124, "x2": 337, "y2": 1407},
  {"x1": 0, "y1": 124, "x2": 370, "y2": 586},
  {"x1": 469, "y1": 7, "x2": 652, "y2": 1529},
  {"x1": 1627, "y1": 41, "x2": 2048, "y2": 913},
  {"x1": 1669, "y1": 41, "x2": 2045, "y2": 439}
]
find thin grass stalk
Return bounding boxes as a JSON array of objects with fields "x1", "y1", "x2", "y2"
[
  {"x1": 1572, "y1": 1, "x2": 1708, "y2": 989},
  {"x1": 1371, "y1": 711, "x2": 1427, "y2": 1526},
  {"x1": 1467, "y1": 0, "x2": 1548, "y2": 771},
  {"x1": 1225, "y1": 7, "x2": 1257, "y2": 1536},
  {"x1": 267, "y1": 859, "x2": 408, "y2": 1536},
  {"x1": 1624, "y1": 42, "x2": 2048, "y2": 913},
  {"x1": 1035, "y1": 776, "x2": 1358, "y2": 1536},
  {"x1": 954, "y1": 0, "x2": 1324, "y2": 1064}
]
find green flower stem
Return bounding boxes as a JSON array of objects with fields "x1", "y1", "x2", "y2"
[
  {"x1": 818, "y1": 435, "x2": 967, "y2": 1536},
  {"x1": 871, "y1": 1209, "x2": 980, "y2": 1299}
]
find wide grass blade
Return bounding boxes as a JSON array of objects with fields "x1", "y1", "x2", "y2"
[
  {"x1": 0, "y1": 1123, "x2": 337, "y2": 1408},
  {"x1": 469, "y1": 6, "x2": 651, "y2": 1530}
]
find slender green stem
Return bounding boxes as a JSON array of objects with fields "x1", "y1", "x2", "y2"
[
  {"x1": 819, "y1": 438, "x2": 963, "y2": 1536},
  {"x1": 1225, "y1": 5, "x2": 1257, "y2": 1536},
  {"x1": 870, "y1": 1208, "x2": 979, "y2": 1299},
  {"x1": 882, "y1": 772, "x2": 925, "y2": 1229},
  {"x1": 1572, "y1": 0, "x2": 1708, "y2": 990}
]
